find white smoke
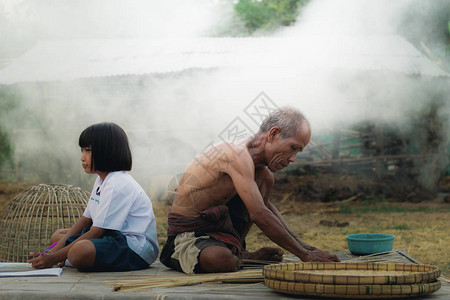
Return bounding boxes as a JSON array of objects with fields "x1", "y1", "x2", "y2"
[{"x1": 0, "y1": 0, "x2": 448, "y2": 199}]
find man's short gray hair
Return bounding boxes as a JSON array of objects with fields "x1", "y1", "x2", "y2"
[{"x1": 259, "y1": 107, "x2": 309, "y2": 138}]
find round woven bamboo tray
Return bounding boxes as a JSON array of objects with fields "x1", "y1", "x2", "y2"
[
  {"x1": 264, "y1": 279, "x2": 441, "y2": 298},
  {"x1": 0, "y1": 184, "x2": 89, "y2": 262},
  {"x1": 263, "y1": 262, "x2": 440, "y2": 285},
  {"x1": 263, "y1": 262, "x2": 441, "y2": 298}
]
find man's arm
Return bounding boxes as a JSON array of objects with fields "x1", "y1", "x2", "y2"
[
  {"x1": 256, "y1": 167, "x2": 319, "y2": 252},
  {"x1": 225, "y1": 153, "x2": 327, "y2": 262},
  {"x1": 265, "y1": 201, "x2": 317, "y2": 250},
  {"x1": 265, "y1": 197, "x2": 340, "y2": 261}
]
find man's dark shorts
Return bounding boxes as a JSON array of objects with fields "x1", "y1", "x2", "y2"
[{"x1": 160, "y1": 195, "x2": 250, "y2": 274}]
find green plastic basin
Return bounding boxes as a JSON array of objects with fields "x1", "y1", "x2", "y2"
[{"x1": 346, "y1": 233, "x2": 394, "y2": 255}]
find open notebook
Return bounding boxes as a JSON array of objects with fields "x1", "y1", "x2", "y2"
[{"x1": 0, "y1": 263, "x2": 62, "y2": 277}]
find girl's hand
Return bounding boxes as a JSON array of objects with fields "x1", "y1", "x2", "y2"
[{"x1": 28, "y1": 252, "x2": 59, "y2": 269}]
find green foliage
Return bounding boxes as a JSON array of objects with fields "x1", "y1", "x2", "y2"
[
  {"x1": 0, "y1": 87, "x2": 19, "y2": 168},
  {"x1": 0, "y1": 127, "x2": 12, "y2": 167},
  {"x1": 234, "y1": 0, "x2": 308, "y2": 33},
  {"x1": 0, "y1": 87, "x2": 19, "y2": 113}
]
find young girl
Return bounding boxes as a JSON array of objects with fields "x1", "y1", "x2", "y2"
[{"x1": 29, "y1": 122, "x2": 159, "y2": 272}]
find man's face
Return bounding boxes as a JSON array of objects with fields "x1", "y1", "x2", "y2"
[{"x1": 265, "y1": 125, "x2": 311, "y2": 172}]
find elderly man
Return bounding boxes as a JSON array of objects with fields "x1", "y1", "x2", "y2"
[{"x1": 160, "y1": 107, "x2": 339, "y2": 274}]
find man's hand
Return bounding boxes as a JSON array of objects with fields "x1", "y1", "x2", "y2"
[
  {"x1": 241, "y1": 247, "x2": 284, "y2": 262},
  {"x1": 28, "y1": 252, "x2": 60, "y2": 269},
  {"x1": 303, "y1": 249, "x2": 340, "y2": 262}
]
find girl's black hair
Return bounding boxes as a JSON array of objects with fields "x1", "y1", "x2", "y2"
[{"x1": 79, "y1": 122, "x2": 132, "y2": 172}]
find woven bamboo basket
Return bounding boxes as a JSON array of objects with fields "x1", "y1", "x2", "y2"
[
  {"x1": 0, "y1": 184, "x2": 89, "y2": 262},
  {"x1": 264, "y1": 279, "x2": 441, "y2": 298},
  {"x1": 263, "y1": 262, "x2": 441, "y2": 298}
]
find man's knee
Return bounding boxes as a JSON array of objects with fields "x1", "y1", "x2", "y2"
[
  {"x1": 67, "y1": 240, "x2": 96, "y2": 269},
  {"x1": 199, "y1": 246, "x2": 239, "y2": 273}
]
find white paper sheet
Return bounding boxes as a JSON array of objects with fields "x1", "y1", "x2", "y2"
[{"x1": 0, "y1": 264, "x2": 62, "y2": 277}]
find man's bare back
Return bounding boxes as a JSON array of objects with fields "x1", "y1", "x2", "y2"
[{"x1": 171, "y1": 142, "x2": 252, "y2": 217}]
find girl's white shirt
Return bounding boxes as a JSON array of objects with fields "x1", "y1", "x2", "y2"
[{"x1": 83, "y1": 171, "x2": 159, "y2": 264}]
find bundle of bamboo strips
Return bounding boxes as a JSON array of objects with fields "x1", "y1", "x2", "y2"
[
  {"x1": 345, "y1": 250, "x2": 410, "y2": 263},
  {"x1": 112, "y1": 269, "x2": 263, "y2": 292},
  {"x1": 238, "y1": 257, "x2": 298, "y2": 268}
]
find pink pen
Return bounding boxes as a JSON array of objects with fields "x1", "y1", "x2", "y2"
[{"x1": 39, "y1": 241, "x2": 58, "y2": 257}]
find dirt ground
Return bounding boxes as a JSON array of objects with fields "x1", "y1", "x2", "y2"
[{"x1": 0, "y1": 176, "x2": 449, "y2": 276}]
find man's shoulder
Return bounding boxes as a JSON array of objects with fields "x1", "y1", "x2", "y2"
[
  {"x1": 189, "y1": 142, "x2": 254, "y2": 176},
  {"x1": 216, "y1": 142, "x2": 254, "y2": 165},
  {"x1": 213, "y1": 141, "x2": 249, "y2": 156}
]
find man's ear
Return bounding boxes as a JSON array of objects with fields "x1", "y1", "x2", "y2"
[{"x1": 267, "y1": 127, "x2": 281, "y2": 142}]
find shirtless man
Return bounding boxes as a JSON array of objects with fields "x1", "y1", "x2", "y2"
[{"x1": 160, "y1": 107, "x2": 339, "y2": 274}]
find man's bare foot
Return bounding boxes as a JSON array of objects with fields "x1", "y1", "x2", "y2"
[{"x1": 241, "y1": 247, "x2": 284, "y2": 262}]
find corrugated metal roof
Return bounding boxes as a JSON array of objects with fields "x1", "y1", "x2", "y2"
[{"x1": 0, "y1": 35, "x2": 448, "y2": 84}]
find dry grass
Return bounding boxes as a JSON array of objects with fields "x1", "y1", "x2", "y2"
[{"x1": 0, "y1": 181, "x2": 33, "y2": 214}]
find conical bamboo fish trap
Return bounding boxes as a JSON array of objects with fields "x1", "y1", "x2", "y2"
[
  {"x1": 0, "y1": 184, "x2": 89, "y2": 262},
  {"x1": 263, "y1": 262, "x2": 441, "y2": 298}
]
